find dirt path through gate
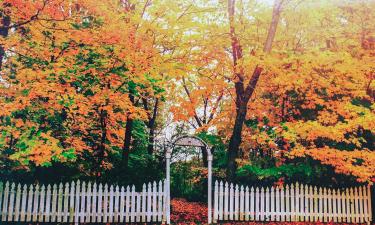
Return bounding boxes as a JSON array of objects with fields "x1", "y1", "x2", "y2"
[{"x1": 171, "y1": 198, "x2": 208, "y2": 224}]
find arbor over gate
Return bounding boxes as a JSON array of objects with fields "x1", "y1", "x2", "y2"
[{"x1": 166, "y1": 135, "x2": 213, "y2": 224}]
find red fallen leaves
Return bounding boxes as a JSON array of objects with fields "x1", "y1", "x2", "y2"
[
  {"x1": 171, "y1": 198, "x2": 208, "y2": 224},
  {"x1": 170, "y1": 198, "x2": 367, "y2": 225}
]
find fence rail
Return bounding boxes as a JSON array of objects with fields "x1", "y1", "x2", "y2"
[
  {"x1": 0, "y1": 180, "x2": 167, "y2": 224},
  {"x1": 213, "y1": 181, "x2": 372, "y2": 224}
]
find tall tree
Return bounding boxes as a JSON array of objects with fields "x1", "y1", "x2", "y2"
[{"x1": 226, "y1": 0, "x2": 284, "y2": 180}]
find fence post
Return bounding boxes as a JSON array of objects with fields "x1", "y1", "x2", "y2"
[
  {"x1": 165, "y1": 150, "x2": 171, "y2": 224},
  {"x1": 207, "y1": 154, "x2": 212, "y2": 224}
]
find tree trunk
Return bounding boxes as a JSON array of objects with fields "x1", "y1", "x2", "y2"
[
  {"x1": 227, "y1": 103, "x2": 247, "y2": 180},
  {"x1": 263, "y1": 0, "x2": 284, "y2": 53},
  {"x1": 147, "y1": 98, "x2": 159, "y2": 155},
  {"x1": 0, "y1": 6, "x2": 10, "y2": 70},
  {"x1": 226, "y1": 67, "x2": 262, "y2": 180},
  {"x1": 201, "y1": 146, "x2": 208, "y2": 167},
  {"x1": 122, "y1": 94, "x2": 135, "y2": 169},
  {"x1": 96, "y1": 109, "x2": 107, "y2": 178}
]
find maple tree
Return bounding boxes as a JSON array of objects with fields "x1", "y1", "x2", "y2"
[
  {"x1": 0, "y1": 0, "x2": 166, "y2": 177},
  {"x1": 168, "y1": 0, "x2": 374, "y2": 183}
]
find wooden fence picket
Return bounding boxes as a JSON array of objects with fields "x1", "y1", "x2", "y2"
[
  {"x1": 86, "y1": 182, "x2": 92, "y2": 222},
  {"x1": 334, "y1": 188, "x2": 338, "y2": 222},
  {"x1": 26, "y1": 184, "x2": 33, "y2": 221},
  {"x1": 146, "y1": 183, "x2": 151, "y2": 222},
  {"x1": 338, "y1": 189, "x2": 342, "y2": 222},
  {"x1": 281, "y1": 186, "x2": 285, "y2": 221},
  {"x1": 20, "y1": 184, "x2": 27, "y2": 221},
  {"x1": 8, "y1": 183, "x2": 15, "y2": 221},
  {"x1": 63, "y1": 183, "x2": 70, "y2": 222},
  {"x1": 367, "y1": 185, "x2": 372, "y2": 223},
  {"x1": 152, "y1": 181, "x2": 157, "y2": 221},
  {"x1": 224, "y1": 182, "x2": 228, "y2": 220},
  {"x1": 103, "y1": 184, "x2": 108, "y2": 223},
  {"x1": 250, "y1": 186, "x2": 254, "y2": 221},
  {"x1": 141, "y1": 184, "x2": 146, "y2": 222},
  {"x1": 260, "y1": 187, "x2": 264, "y2": 221},
  {"x1": 136, "y1": 190, "x2": 141, "y2": 222},
  {"x1": 158, "y1": 180, "x2": 163, "y2": 221},
  {"x1": 229, "y1": 183, "x2": 233, "y2": 220},
  {"x1": 114, "y1": 185, "x2": 119, "y2": 223},
  {"x1": 219, "y1": 181, "x2": 224, "y2": 221},
  {"x1": 14, "y1": 184, "x2": 21, "y2": 222},
  {"x1": 308, "y1": 185, "x2": 313, "y2": 222},
  {"x1": 265, "y1": 187, "x2": 269, "y2": 221},
  {"x1": 235, "y1": 184, "x2": 239, "y2": 220},
  {"x1": 69, "y1": 182, "x2": 75, "y2": 223},
  {"x1": 38, "y1": 185, "x2": 45, "y2": 222},
  {"x1": 244, "y1": 186, "x2": 249, "y2": 221},
  {"x1": 240, "y1": 185, "x2": 244, "y2": 221},
  {"x1": 363, "y1": 186, "x2": 368, "y2": 223},
  {"x1": 91, "y1": 182, "x2": 97, "y2": 223},
  {"x1": 130, "y1": 185, "x2": 136, "y2": 222},
  {"x1": 45, "y1": 184, "x2": 51, "y2": 222},
  {"x1": 270, "y1": 186, "x2": 275, "y2": 221},
  {"x1": 57, "y1": 183, "x2": 63, "y2": 222},
  {"x1": 214, "y1": 181, "x2": 218, "y2": 221},
  {"x1": 2, "y1": 182, "x2": 9, "y2": 221},
  {"x1": 359, "y1": 187, "x2": 364, "y2": 223},
  {"x1": 108, "y1": 185, "x2": 114, "y2": 223},
  {"x1": 285, "y1": 185, "x2": 290, "y2": 221},
  {"x1": 304, "y1": 184, "x2": 308, "y2": 221},
  {"x1": 276, "y1": 187, "x2": 280, "y2": 221}
]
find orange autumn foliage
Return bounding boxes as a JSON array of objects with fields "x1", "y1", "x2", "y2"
[{"x1": 168, "y1": 0, "x2": 375, "y2": 182}]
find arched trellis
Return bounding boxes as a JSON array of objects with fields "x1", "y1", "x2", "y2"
[{"x1": 165, "y1": 135, "x2": 213, "y2": 224}]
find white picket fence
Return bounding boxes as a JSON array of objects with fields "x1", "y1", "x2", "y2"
[
  {"x1": 213, "y1": 181, "x2": 372, "y2": 224},
  {"x1": 0, "y1": 180, "x2": 168, "y2": 224}
]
